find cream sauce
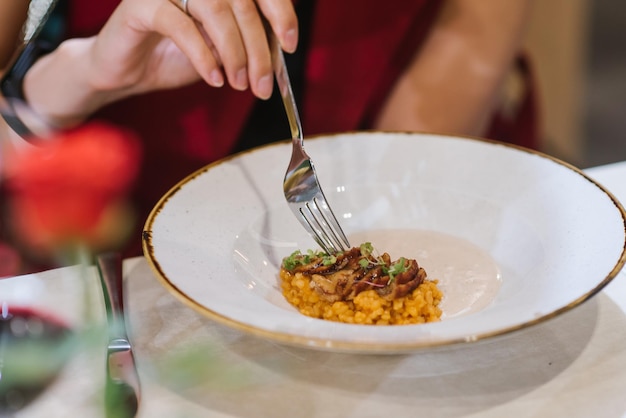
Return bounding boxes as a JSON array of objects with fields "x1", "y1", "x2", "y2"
[{"x1": 348, "y1": 229, "x2": 501, "y2": 319}]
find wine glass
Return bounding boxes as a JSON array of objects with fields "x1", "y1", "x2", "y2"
[
  {"x1": 0, "y1": 268, "x2": 87, "y2": 415},
  {"x1": 0, "y1": 100, "x2": 89, "y2": 416},
  {"x1": 1, "y1": 64, "x2": 140, "y2": 414}
]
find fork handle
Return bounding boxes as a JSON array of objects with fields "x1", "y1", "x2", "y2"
[
  {"x1": 268, "y1": 31, "x2": 303, "y2": 143},
  {"x1": 96, "y1": 252, "x2": 129, "y2": 341}
]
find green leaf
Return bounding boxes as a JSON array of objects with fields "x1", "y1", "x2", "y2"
[
  {"x1": 359, "y1": 242, "x2": 374, "y2": 257},
  {"x1": 322, "y1": 255, "x2": 337, "y2": 265},
  {"x1": 387, "y1": 257, "x2": 408, "y2": 284},
  {"x1": 282, "y1": 250, "x2": 302, "y2": 270}
]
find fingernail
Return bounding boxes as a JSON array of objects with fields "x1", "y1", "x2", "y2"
[
  {"x1": 257, "y1": 74, "x2": 273, "y2": 99},
  {"x1": 209, "y1": 69, "x2": 224, "y2": 87},
  {"x1": 284, "y1": 28, "x2": 298, "y2": 53},
  {"x1": 235, "y1": 68, "x2": 248, "y2": 90}
]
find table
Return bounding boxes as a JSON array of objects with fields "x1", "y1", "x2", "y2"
[{"x1": 7, "y1": 161, "x2": 626, "y2": 418}]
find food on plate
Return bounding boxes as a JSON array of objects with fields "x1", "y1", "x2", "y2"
[{"x1": 279, "y1": 242, "x2": 443, "y2": 325}]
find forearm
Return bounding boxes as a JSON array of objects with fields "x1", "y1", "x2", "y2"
[
  {"x1": 374, "y1": 0, "x2": 533, "y2": 136},
  {"x1": 22, "y1": 37, "x2": 136, "y2": 129},
  {"x1": 0, "y1": 3, "x2": 109, "y2": 132}
]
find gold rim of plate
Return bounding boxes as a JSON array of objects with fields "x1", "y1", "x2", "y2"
[{"x1": 141, "y1": 131, "x2": 626, "y2": 353}]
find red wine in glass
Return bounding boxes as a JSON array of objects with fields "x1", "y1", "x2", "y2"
[{"x1": 0, "y1": 305, "x2": 73, "y2": 414}]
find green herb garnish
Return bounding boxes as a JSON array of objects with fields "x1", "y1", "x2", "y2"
[
  {"x1": 284, "y1": 243, "x2": 408, "y2": 286},
  {"x1": 282, "y1": 250, "x2": 303, "y2": 270},
  {"x1": 385, "y1": 257, "x2": 408, "y2": 284},
  {"x1": 359, "y1": 242, "x2": 374, "y2": 257},
  {"x1": 322, "y1": 254, "x2": 337, "y2": 265},
  {"x1": 282, "y1": 249, "x2": 338, "y2": 271}
]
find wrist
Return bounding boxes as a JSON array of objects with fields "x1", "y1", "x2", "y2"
[
  {"x1": 23, "y1": 38, "x2": 109, "y2": 129},
  {"x1": 1, "y1": 35, "x2": 60, "y2": 139}
]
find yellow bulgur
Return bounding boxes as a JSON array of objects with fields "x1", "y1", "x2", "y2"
[{"x1": 280, "y1": 270, "x2": 443, "y2": 325}]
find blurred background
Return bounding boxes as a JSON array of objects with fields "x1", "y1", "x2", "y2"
[
  {"x1": 526, "y1": 0, "x2": 625, "y2": 168},
  {"x1": 582, "y1": 0, "x2": 626, "y2": 167},
  {"x1": 19, "y1": 0, "x2": 625, "y2": 169}
]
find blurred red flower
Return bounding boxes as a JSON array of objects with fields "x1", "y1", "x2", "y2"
[
  {"x1": 2, "y1": 123, "x2": 142, "y2": 255},
  {"x1": 0, "y1": 241, "x2": 20, "y2": 277}
]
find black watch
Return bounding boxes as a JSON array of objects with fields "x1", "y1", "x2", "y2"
[{"x1": 1, "y1": 0, "x2": 66, "y2": 138}]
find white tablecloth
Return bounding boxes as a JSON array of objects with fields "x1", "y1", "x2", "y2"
[{"x1": 6, "y1": 161, "x2": 626, "y2": 418}]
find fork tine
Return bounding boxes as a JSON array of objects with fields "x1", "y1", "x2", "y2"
[
  {"x1": 269, "y1": 27, "x2": 351, "y2": 254},
  {"x1": 312, "y1": 196, "x2": 350, "y2": 250},
  {"x1": 299, "y1": 215, "x2": 335, "y2": 255},
  {"x1": 299, "y1": 195, "x2": 350, "y2": 254}
]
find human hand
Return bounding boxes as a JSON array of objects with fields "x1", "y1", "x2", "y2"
[{"x1": 89, "y1": 0, "x2": 297, "y2": 100}]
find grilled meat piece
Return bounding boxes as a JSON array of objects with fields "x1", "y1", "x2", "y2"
[{"x1": 282, "y1": 245, "x2": 427, "y2": 302}]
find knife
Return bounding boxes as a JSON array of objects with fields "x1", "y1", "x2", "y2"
[{"x1": 96, "y1": 252, "x2": 141, "y2": 418}]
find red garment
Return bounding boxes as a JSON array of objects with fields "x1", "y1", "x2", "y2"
[
  {"x1": 65, "y1": 0, "x2": 538, "y2": 256},
  {"x1": 67, "y1": 1, "x2": 448, "y2": 158}
]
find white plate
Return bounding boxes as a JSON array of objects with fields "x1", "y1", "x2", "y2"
[{"x1": 143, "y1": 132, "x2": 626, "y2": 353}]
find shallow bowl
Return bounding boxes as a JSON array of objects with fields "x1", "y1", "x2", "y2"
[{"x1": 143, "y1": 132, "x2": 626, "y2": 353}]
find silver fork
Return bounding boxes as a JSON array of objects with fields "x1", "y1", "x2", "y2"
[
  {"x1": 96, "y1": 252, "x2": 140, "y2": 418},
  {"x1": 268, "y1": 33, "x2": 350, "y2": 254}
]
